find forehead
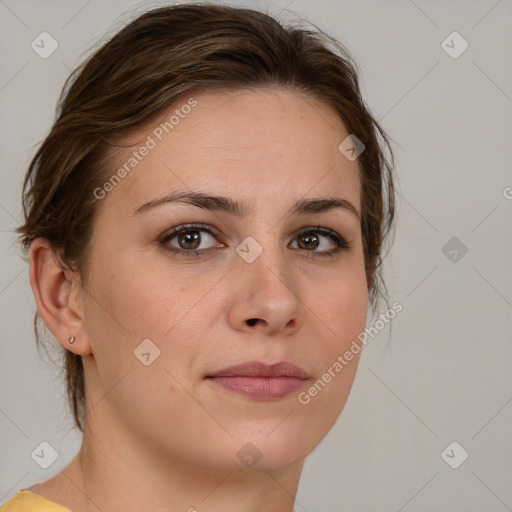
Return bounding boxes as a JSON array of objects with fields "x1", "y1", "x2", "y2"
[{"x1": 100, "y1": 87, "x2": 361, "y2": 215}]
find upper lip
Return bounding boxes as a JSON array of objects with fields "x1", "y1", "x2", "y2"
[{"x1": 207, "y1": 361, "x2": 309, "y2": 379}]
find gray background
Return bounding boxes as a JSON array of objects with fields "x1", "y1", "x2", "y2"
[{"x1": 1, "y1": 0, "x2": 511, "y2": 510}]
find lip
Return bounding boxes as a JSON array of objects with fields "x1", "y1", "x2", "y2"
[
  {"x1": 206, "y1": 361, "x2": 310, "y2": 400},
  {"x1": 208, "y1": 361, "x2": 309, "y2": 379}
]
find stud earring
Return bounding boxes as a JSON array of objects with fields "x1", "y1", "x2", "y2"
[{"x1": 68, "y1": 335, "x2": 76, "y2": 344}]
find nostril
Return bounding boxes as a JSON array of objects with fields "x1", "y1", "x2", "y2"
[{"x1": 246, "y1": 318, "x2": 259, "y2": 326}]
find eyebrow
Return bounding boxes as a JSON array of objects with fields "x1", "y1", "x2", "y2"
[{"x1": 134, "y1": 190, "x2": 361, "y2": 221}]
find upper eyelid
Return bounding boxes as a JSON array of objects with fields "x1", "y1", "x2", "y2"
[
  {"x1": 160, "y1": 223, "x2": 220, "y2": 241},
  {"x1": 161, "y1": 223, "x2": 340, "y2": 236}
]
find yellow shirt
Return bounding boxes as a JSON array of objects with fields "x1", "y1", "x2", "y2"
[
  {"x1": 2, "y1": 489, "x2": 300, "y2": 511},
  {"x1": 1, "y1": 489, "x2": 71, "y2": 512}
]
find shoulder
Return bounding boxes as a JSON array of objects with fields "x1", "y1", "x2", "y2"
[{"x1": 1, "y1": 490, "x2": 72, "y2": 512}]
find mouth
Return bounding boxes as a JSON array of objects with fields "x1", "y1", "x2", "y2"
[{"x1": 205, "y1": 361, "x2": 310, "y2": 400}]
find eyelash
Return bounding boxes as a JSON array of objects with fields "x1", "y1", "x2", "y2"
[{"x1": 158, "y1": 223, "x2": 351, "y2": 259}]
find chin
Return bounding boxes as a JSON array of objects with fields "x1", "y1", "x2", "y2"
[{"x1": 211, "y1": 425, "x2": 316, "y2": 472}]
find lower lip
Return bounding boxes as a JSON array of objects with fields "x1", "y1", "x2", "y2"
[{"x1": 207, "y1": 376, "x2": 307, "y2": 400}]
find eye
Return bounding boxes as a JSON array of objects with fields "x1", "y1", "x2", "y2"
[
  {"x1": 158, "y1": 223, "x2": 351, "y2": 258},
  {"x1": 159, "y1": 223, "x2": 224, "y2": 256},
  {"x1": 290, "y1": 226, "x2": 351, "y2": 259}
]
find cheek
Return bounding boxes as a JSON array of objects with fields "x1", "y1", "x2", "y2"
[
  {"x1": 87, "y1": 251, "x2": 199, "y2": 338},
  {"x1": 83, "y1": 252, "x2": 215, "y2": 389},
  {"x1": 82, "y1": 258, "x2": 206, "y2": 432},
  {"x1": 314, "y1": 265, "x2": 368, "y2": 348},
  {"x1": 303, "y1": 266, "x2": 367, "y2": 407}
]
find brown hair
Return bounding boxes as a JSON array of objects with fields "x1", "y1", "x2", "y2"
[{"x1": 16, "y1": 3, "x2": 396, "y2": 433}]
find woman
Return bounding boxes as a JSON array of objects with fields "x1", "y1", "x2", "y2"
[{"x1": 3, "y1": 3, "x2": 395, "y2": 511}]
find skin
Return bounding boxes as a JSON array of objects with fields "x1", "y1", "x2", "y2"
[{"x1": 28, "y1": 88, "x2": 368, "y2": 512}]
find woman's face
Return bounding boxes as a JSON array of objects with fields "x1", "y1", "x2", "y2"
[{"x1": 80, "y1": 88, "x2": 368, "y2": 472}]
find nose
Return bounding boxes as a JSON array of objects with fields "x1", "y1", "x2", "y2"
[{"x1": 226, "y1": 241, "x2": 304, "y2": 338}]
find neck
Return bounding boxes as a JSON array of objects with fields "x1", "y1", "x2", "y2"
[{"x1": 46, "y1": 420, "x2": 303, "y2": 512}]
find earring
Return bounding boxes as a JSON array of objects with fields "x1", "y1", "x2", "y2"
[{"x1": 68, "y1": 335, "x2": 76, "y2": 344}]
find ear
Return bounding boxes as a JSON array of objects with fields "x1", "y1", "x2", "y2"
[{"x1": 29, "y1": 238, "x2": 92, "y2": 356}]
